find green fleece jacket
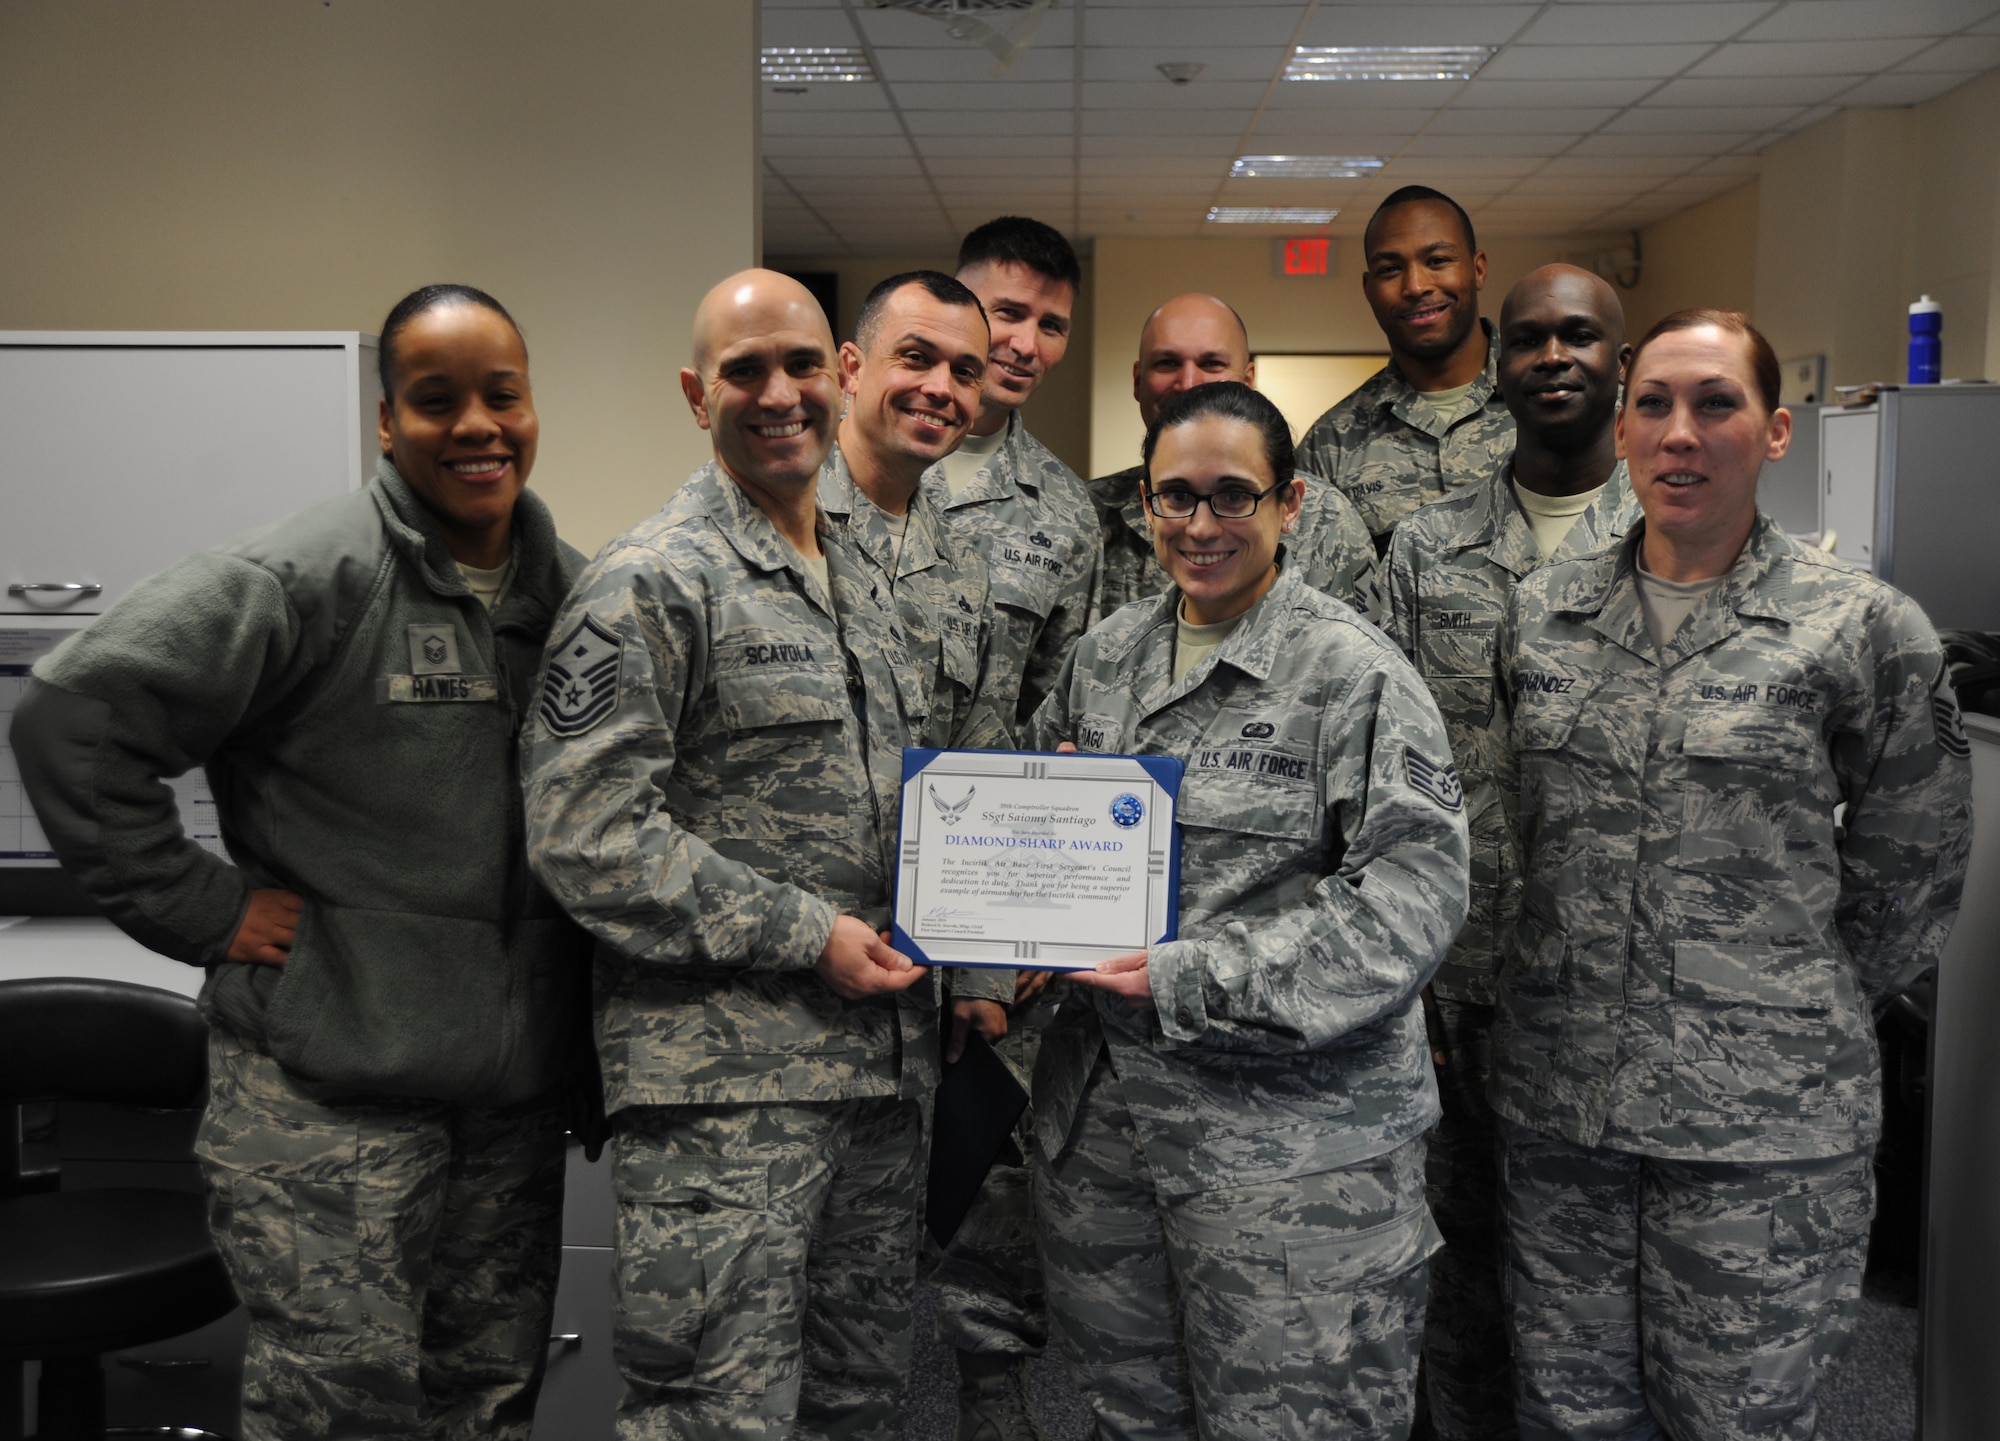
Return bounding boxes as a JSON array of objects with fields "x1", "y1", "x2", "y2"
[{"x1": 10, "y1": 460, "x2": 591, "y2": 1104}]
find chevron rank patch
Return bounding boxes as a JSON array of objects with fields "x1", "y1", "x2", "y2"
[
  {"x1": 1405, "y1": 747, "x2": 1464, "y2": 811},
  {"x1": 1934, "y1": 673, "x2": 1971, "y2": 759},
  {"x1": 540, "y1": 615, "x2": 623, "y2": 738}
]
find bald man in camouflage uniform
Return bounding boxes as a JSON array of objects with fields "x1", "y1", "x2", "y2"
[
  {"x1": 1024, "y1": 566, "x2": 1471, "y2": 1440},
  {"x1": 1385, "y1": 265, "x2": 1640, "y2": 1441},
  {"x1": 1091, "y1": 292, "x2": 1379, "y2": 620},
  {"x1": 1492, "y1": 512, "x2": 1971, "y2": 1440},
  {"x1": 1297, "y1": 186, "x2": 1515, "y2": 554},
  {"x1": 524, "y1": 271, "x2": 969, "y2": 1441}
]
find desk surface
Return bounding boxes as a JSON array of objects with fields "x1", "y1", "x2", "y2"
[{"x1": 0, "y1": 915, "x2": 202, "y2": 997}]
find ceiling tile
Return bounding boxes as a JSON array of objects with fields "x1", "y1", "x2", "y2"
[
  {"x1": 1534, "y1": 155, "x2": 1707, "y2": 176},
  {"x1": 1263, "y1": 78, "x2": 1465, "y2": 107},
  {"x1": 760, "y1": 9, "x2": 863, "y2": 46},
  {"x1": 1692, "y1": 154, "x2": 1763, "y2": 175},
  {"x1": 1399, "y1": 133, "x2": 1587, "y2": 155},
  {"x1": 1293, "y1": 4, "x2": 1541, "y2": 45},
  {"x1": 1688, "y1": 37, "x2": 1931, "y2": 73},
  {"x1": 1080, "y1": 7, "x2": 1313, "y2": 45},
  {"x1": 1569, "y1": 131, "x2": 1756, "y2": 154},
  {"x1": 900, "y1": 108, "x2": 1075, "y2": 135},
  {"x1": 1740, "y1": 0, "x2": 1998, "y2": 41},
  {"x1": 853, "y1": 7, "x2": 1076, "y2": 48},
  {"x1": 1428, "y1": 106, "x2": 1618, "y2": 131},
  {"x1": 1480, "y1": 43, "x2": 1716, "y2": 78},
  {"x1": 1080, "y1": 135, "x2": 1239, "y2": 158},
  {"x1": 888, "y1": 80, "x2": 1074, "y2": 109},
  {"x1": 1513, "y1": 3, "x2": 1776, "y2": 44},
  {"x1": 1605, "y1": 104, "x2": 1804, "y2": 131},
  {"x1": 762, "y1": 84, "x2": 894, "y2": 113},
  {"x1": 763, "y1": 133, "x2": 917, "y2": 157},
  {"x1": 1080, "y1": 47, "x2": 1289, "y2": 84},
  {"x1": 1454, "y1": 77, "x2": 1659, "y2": 105},
  {"x1": 1645, "y1": 73, "x2": 1863, "y2": 105},
  {"x1": 768, "y1": 154, "x2": 927, "y2": 178},
  {"x1": 913, "y1": 134, "x2": 1075, "y2": 157},
  {"x1": 1084, "y1": 80, "x2": 1274, "y2": 108},
  {"x1": 925, "y1": 158, "x2": 1083, "y2": 179},
  {"x1": 1896, "y1": 34, "x2": 2000, "y2": 70},
  {"x1": 763, "y1": 109, "x2": 907, "y2": 136},
  {"x1": 1836, "y1": 70, "x2": 1984, "y2": 103},
  {"x1": 1379, "y1": 156, "x2": 1545, "y2": 178},
  {"x1": 1079, "y1": 155, "x2": 1237, "y2": 177},
  {"x1": 1081, "y1": 109, "x2": 1259, "y2": 134},
  {"x1": 872, "y1": 47, "x2": 1074, "y2": 83}
]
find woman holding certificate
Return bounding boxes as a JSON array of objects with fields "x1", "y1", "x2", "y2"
[{"x1": 1023, "y1": 381, "x2": 1471, "y2": 1441}]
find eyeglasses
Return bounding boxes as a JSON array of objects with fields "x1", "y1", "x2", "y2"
[{"x1": 1143, "y1": 483, "x2": 1285, "y2": 521}]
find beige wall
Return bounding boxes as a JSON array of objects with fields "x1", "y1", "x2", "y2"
[
  {"x1": 764, "y1": 250, "x2": 1097, "y2": 480},
  {"x1": 1088, "y1": 233, "x2": 1589, "y2": 478},
  {"x1": 0, "y1": 0, "x2": 759, "y2": 555},
  {"x1": 1616, "y1": 182, "x2": 1761, "y2": 340}
]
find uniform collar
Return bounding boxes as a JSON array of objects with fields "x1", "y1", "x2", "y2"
[
  {"x1": 1469, "y1": 457, "x2": 1637, "y2": 579},
  {"x1": 370, "y1": 456, "x2": 568, "y2": 623},
  {"x1": 686, "y1": 461, "x2": 835, "y2": 615},
  {"x1": 923, "y1": 409, "x2": 1035, "y2": 509},
  {"x1": 1566, "y1": 511, "x2": 1796, "y2": 664},
  {"x1": 1098, "y1": 566, "x2": 1303, "y2": 709},
  {"x1": 1380, "y1": 318, "x2": 1504, "y2": 435},
  {"x1": 819, "y1": 443, "x2": 946, "y2": 582}
]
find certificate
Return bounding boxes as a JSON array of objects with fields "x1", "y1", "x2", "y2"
[{"x1": 892, "y1": 748, "x2": 1182, "y2": 971}]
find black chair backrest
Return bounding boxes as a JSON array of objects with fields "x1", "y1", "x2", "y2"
[{"x1": 0, "y1": 978, "x2": 207, "y2": 1108}]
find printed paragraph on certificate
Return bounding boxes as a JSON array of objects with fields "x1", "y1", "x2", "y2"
[{"x1": 893, "y1": 749, "x2": 1182, "y2": 970}]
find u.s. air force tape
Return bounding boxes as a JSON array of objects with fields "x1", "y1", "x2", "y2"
[
  {"x1": 1405, "y1": 748, "x2": 1464, "y2": 811},
  {"x1": 540, "y1": 615, "x2": 623, "y2": 737}
]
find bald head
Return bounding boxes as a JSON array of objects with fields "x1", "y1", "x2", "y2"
[
  {"x1": 1501, "y1": 264, "x2": 1623, "y2": 344},
  {"x1": 1134, "y1": 293, "x2": 1255, "y2": 431},
  {"x1": 690, "y1": 268, "x2": 834, "y2": 375},
  {"x1": 1495, "y1": 262, "x2": 1629, "y2": 457}
]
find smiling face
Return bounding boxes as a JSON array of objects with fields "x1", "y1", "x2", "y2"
[
  {"x1": 1497, "y1": 266, "x2": 1628, "y2": 454},
  {"x1": 839, "y1": 283, "x2": 989, "y2": 486},
  {"x1": 956, "y1": 258, "x2": 1074, "y2": 419},
  {"x1": 1362, "y1": 199, "x2": 1487, "y2": 371},
  {"x1": 1133, "y1": 295, "x2": 1254, "y2": 431},
  {"x1": 1619, "y1": 324, "x2": 1792, "y2": 578},
  {"x1": 1145, "y1": 413, "x2": 1302, "y2": 626},
  {"x1": 681, "y1": 274, "x2": 840, "y2": 503},
  {"x1": 378, "y1": 303, "x2": 537, "y2": 567}
]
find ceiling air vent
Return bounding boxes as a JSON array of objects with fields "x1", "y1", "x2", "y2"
[{"x1": 868, "y1": 0, "x2": 1057, "y2": 75}]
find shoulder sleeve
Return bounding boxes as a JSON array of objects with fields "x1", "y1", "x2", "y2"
[
  {"x1": 12, "y1": 553, "x2": 316, "y2": 963},
  {"x1": 1831, "y1": 587, "x2": 1974, "y2": 1005},
  {"x1": 1017, "y1": 472, "x2": 1102, "y2": 727},
  {"x1": 1149, "y1": 632, "x2": 1472, "y2": 1050},
  {"x1": 521, "y1": 545, "x2": 840, "y2": 973},
  {"x1": 1021, "y1": 643, "x2": 1085, "y2": 753}
]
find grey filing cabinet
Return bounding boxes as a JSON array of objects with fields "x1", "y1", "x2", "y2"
[{"x1": 1816, "y1": 384, "x2": 2000, "y2": 631}]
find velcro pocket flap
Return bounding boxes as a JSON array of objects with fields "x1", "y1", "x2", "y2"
[
  {"x1": 1285, "y1": 1205, "x2": 1442, "y2": 1296},
  {"x1": 1672, "y1": 940, "x2": 1839, "y2": 1011}
]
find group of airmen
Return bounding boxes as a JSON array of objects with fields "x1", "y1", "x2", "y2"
[{"x1": 9, "y1": 189, "x2": 1972, "y2": 1441}]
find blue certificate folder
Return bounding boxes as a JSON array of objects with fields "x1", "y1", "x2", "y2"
[{"x1": 892, "y1": 747, "x2": 1183, "y2": 972}]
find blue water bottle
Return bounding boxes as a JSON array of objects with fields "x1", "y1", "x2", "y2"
[{"x1": 1908, "y1": 295, "x2": 1942, "y2": 385}]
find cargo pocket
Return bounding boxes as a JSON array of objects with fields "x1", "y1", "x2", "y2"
[
  {"x1": 1678, "y1": 705, "x2": 1825, "y2": 876},
  {"x1": 1671, "y1": 941, "x2": 1843, "y2": 1117},
  {"x1": 612, "y1": 1149, "x2": 772, "y2": 1396},
  {"x1": 1286, "y1": 1205, "x2": 1441, "y2": 1377},
  {"x1": 1748, "y1": 1160, "x2": 1872, "y2": 1395},
  {"x1": 710, "y1": 667, "x2": 853, "y2": 841}
]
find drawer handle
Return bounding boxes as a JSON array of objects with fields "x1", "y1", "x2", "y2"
[
  {"x1": 116, "y1": 1356, "x2": 212, "y2": 1373},
  {"x1": 8, "y1": 581, "x2": 103, "y2": 595},
  {"x1": 549, "y1": 1332, "x2": 582, "y2": 1350}
]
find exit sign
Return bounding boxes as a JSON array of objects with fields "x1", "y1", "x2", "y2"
[{"x1": 1276, "y1": 237, "x2": 1335, "y2": 277}]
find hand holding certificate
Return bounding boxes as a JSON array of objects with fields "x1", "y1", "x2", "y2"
[{"x1": 892, "y1": 748, "x2": 1182, "y2": 971}]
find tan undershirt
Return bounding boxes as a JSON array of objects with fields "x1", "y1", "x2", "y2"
[
  {"x1": 879, "y1": 504, "x2": 909, "y2": 572},
  {"x1": 798, "y1": 547, "x2": 829, "y2": 595},
  {"x1": 1417, "y1": 379, "x2": 1477, "y2": 427},
  {"x1": 455, "y1": 556, "x2": 515, "y2": 612},
  {"x1": 938, "y1": 425, "x2": 1009, "y2": 499},
  {"x1": 1513, "y1": 479, "x2": 1606, "y2": 561},
  {"x1": 1173, "y1": 602, "x2": 1245, "y2": 683},
  {"x1": 1635, "y1": 563, "x2": 1722, "y2": 650}
]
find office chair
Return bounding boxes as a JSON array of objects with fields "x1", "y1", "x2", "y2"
[{"x1": 0, "y1": 977, "x2": 238, "y2": 1441}]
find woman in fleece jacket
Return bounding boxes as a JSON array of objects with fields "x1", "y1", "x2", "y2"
[{"x1": 10, "y1": 284, "x2": 592, "y2": 1441}]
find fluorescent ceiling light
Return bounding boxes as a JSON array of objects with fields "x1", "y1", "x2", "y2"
[
  {"x1": 1230, "y1": 155, "x2": 1387, "y2": 179},
  {"x1": 1284, "y1": 46, "x2": 1496, "y2": 82},
  {"x1": 761, "y1": 46, "x2": 876, "y2": 83},
  {"x1": 1207, "y1": 206, "x2": 1339, "y2": 225}
]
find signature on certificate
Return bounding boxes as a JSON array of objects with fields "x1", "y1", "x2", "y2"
[{"x1": 923, "y1": 905, "x2": 971, "y2": 924}]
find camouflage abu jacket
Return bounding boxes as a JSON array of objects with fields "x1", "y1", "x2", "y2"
[
  {"x1": 819, "y1": 444, "x2": 1012, "y2": 752},
  {"x1": 1295, "y1": 320, "x2": 1517, "y2": 546},
  {"x1": 1492, "y1": 515, "x2": 1972, "y2": 1162},
  {"x1": 522, "y1": 462, "x2": 938, "y2": 1112},
  {"x1": 1087, "y1": 463, "x2": 1382, "y2": 622},
  {"x1": 921, "y1": 409, "x2": 1103, "y2": 726},
  {"x1": 1024, "y1": 570, "x2": 1471, "y2": 1195},
  {"x1": 1383, "y1": 459, "x2": 1639, "y2": 1002}
]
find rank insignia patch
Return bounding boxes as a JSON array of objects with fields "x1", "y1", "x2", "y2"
[
  {"x1": 407, "y1": 623, "x2": 462, "y2": 676},
  {"x1": 540, "y1": 616, "x2": 623, "y2": 738},
  {"x1": 1405, "y1": 748, "x2": 1464, "y2": 811}
]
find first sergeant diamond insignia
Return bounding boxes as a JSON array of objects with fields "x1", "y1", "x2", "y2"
[
  {"x1": 540, "y1": 615, "x2": 623, "y2": 738},
  {"x1": 1404, "y1": 747, "x2": 1464, "y2": 811}
]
